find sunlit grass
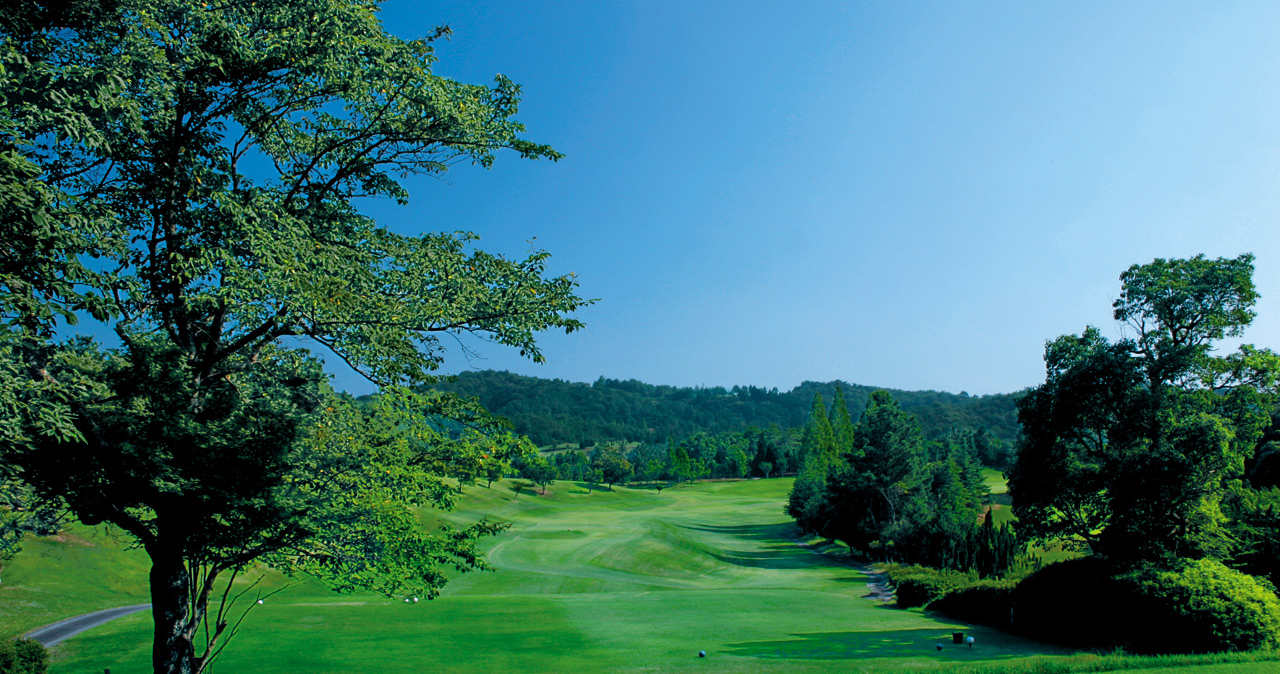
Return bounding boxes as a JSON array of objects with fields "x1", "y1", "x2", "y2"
[{"x1": 5, "y1": 477, "x2": 1273, "y2": 673}]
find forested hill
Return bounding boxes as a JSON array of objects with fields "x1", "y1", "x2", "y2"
[{"x1": 428, "y1": 371, "x2": 1024, "y2": 448}]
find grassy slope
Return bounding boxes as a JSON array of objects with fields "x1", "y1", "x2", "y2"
[
  {"x1": 0, "y1": 524, "x2": 151, "y2": 638},
  {"x1": 1, "y1": 477, "x2": 1273, "y2": 674}
]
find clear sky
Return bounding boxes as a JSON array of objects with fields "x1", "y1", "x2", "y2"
[{"x1": 331, "y1": 1, "x2": 1280, "y2": 396}]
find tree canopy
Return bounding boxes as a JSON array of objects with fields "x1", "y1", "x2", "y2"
[
  {"x1": 785, "y1": 390, "x2": 1011, "y2": 575},
  {"x1": 1009, "y1": 254, "x2": 1280, "y2": 564},
  {"x1": 0, "y1": 1, "x2": 588, "y2": 672}
]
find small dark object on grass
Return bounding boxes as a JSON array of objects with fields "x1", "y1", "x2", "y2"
[
  {"x1": 698, "y1": 650, "x2": 706, "y2": 658},
  {"x1": 936, "y1": 644, "x2": 943, "y2": 651}
]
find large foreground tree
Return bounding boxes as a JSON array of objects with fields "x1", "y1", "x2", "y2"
[
  {"x1": 1009, "y1": 254, "x2": 1279, "y2": 563},
  {"x1": 0, "y1": 1, "x2": 588, "y2": 673}
]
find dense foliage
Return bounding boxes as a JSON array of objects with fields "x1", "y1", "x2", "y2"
[
  {"x1": 0, "y1": 639, "x2": 47, "y2": 674},
  {"x1": 999, "y1": 254, "x2": 1280, "y2": 654},
  {"x1": 786, "y1": 390, "x2": 1024, "y2": 576},
  {"x1": 0, "y1": 1, "x2": 585, "y2": 672},
  {"x1": 1013, "y1": 255, "x2": 1274, "y2": 567},
  {"x1": 430, "y1": 370, "x2": 1022, "y2": 455},
  {"x1": 883, "y1": 564, "x2": 982, "y2": 608},
  {"x1": 1009, "y1": 254, "x2": 1279, "y2": 563},
  {"x1": 1001, "y1": 557, "x2": 1280, "y2": 654},
  {"x1": 1121, "y1": 558, "x2": 1280, "y2": 653}
]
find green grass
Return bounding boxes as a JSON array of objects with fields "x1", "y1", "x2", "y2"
[
  {"x1": 5, "y1": 477, "x2": 1276, "y2": 674},
  {"x1": 0, "y1": 524, "x2": 152, "y2": 638},
  {"x1": 981, "y1": 468, "x2": 1008, "y2": 496}
]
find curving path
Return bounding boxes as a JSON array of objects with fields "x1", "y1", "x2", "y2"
[{"x1": 26, "y1": 604, "x2": 151, "y2": 647}]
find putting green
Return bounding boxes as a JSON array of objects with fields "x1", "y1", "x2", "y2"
[{"x1": 27, "y1": 479, "x2": 1079, "y2": 672}]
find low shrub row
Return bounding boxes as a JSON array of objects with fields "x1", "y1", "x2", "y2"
[
  {"x1": 883, "y1": 564, "x2": 1017, "y2": 610},
  {"x1": 892, "y1": 556, "x2": 1280, "y2": 654},
  {"x1": 883, "y1": 564, "x2": 974, "y2": 608}
]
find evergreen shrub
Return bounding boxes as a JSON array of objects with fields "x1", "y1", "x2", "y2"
[
  {"x1": 1118, "y1": 558, "x2": 1280, "y2": 653},
  {"x1": 1009, "y1": 557, "x2": 1129, "y2": 648},
  {"x1": 929, "y1": 581, "x2": 1017, "y2": 626},
  {"x1": 0, "y1": 639, "x2": 48, "y2": 674},
  {"x1": 1009, "y1": 557, "x2": 1280, "y2": 654},
  {"x1": 885, "y1": 564, "x2": 976, "y2": 608}
]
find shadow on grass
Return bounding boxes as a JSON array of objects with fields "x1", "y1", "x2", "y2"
[
  {"x1": 830, "y1": 575, "x2": 877, "y2": 584},
  {"x1": 724, "y1": 628, "x2": 1023, "y2": 661},
  {"x1": 625, "y1": 482, "x2": 675, "y2": 492},
  {"x1": 707, "y1": 548, "x2": 831, "y2": 570},
  {"x1": 678, "y1": 522, "x2": 872, "y2": 572},
  {"x1": 680, "y1": 522, "x2": 796, "y2": 541}
]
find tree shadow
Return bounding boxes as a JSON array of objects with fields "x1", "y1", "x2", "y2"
[
  {"x1": 680, "y1": 522, "x2": 796, "y2": 542},
  {"x1": 680, "y1": 522, "x2": 865, "y2": 571},
  {"x1": 707, "y1": 548, "x2": 831, "y2": 570},
  {"x1": 561, "y1": 481, "x2": 629, "y2": 495},
  {"x1": 626, "y1": 482, "x2": 674, "y2": 493},
  {"x1": 723, "y1": 628, "x2": 1025, "y2": 661}
]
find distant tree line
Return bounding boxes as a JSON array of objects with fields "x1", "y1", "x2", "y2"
[
  {"x1": 426, "y1": 371, "x2": 1021, "y2": 460},
  {"x1": 509, "y1": 425, "x2": 803, "y2": 492}
]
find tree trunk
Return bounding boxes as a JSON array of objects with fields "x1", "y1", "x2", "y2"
[{"x1": 150, "y1": 545, "x2": 195, "y2": 674}]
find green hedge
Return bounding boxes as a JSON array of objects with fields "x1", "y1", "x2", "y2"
[
  {"x1": 884, "y1": 564, "x2": 976, "y2": 608},
  {"x1": 0, "y1": 639, "x2": 48, "y2": 674},
  {"x1": 1009, "y1": 556, "x2": 1126, "y2": 648},
  {"x1": 891, "y1": 557, "x2": 1280, "y2": 654},
  {"x1": 884, "y1": 564, "x2": 1018, "y2": 610},
  {"x1": 1005, "y1": 557, "x2": 1280, "y2": 654},
  {"x1": 1119, "y1": 558, "x2": 1280, "y2": 653},
  {"x1": 929, "y1": 583, "x2": 1015, "y2": 627}
]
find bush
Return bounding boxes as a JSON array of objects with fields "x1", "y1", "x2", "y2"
[
  {"x1": 1119, "y1": 558, "x2": 1280, "y2": 653},
  {"x1": 929, "y1": 582, "x2": 1016, "y2": 627},
  {"x1": 0, "y1": 638, "x2": 48, "y2": 674},
  {"x1": 1009, "y1": 556, "x2": 1280, "y2": 654},
  {"x1": 884, "y1": 564, "x2": 976, "y2": 608},
  {"x1": 1010, "y1": 557, "x2": 1132, "y2": 649}
]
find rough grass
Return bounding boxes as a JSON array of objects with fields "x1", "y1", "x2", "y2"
[{"x1": 5, "y1": 477, "x2": 1277, "y2": 674}]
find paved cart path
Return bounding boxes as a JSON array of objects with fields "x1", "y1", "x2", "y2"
[{"x1": 26, "y1": 604, "x2": 151, "y2": 647}]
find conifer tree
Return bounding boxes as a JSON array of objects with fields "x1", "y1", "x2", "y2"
[
  {"x1": 798, "y1": 394, "x2": 836, "y2": 467},
  {"x1": 787, "y1": 394, "x2": 839, "y2": 535},
  {"x1": 829, "y1": 385, "x2": 856, "y2": 454},
  {"x1": 822, "y1": 391, "x2": 927, "y2": 555}
]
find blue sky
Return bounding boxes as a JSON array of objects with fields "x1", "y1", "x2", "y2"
[{"x1": 332, "y1": 1, "x2": 1280, "y2": 396}]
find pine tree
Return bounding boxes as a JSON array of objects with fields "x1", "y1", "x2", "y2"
[
  {"x1": 829, "y1": 385, "x2": 856, "y2": 455},
  {"x1": 798, "y1": 394, "x2": 836, "y2": 467},
  {"x1": 822, "y1": 391, "x2": 927, "y2": 555},
  {"x1": 788, "y1": 394, "x2": 840, "y2": 535}
]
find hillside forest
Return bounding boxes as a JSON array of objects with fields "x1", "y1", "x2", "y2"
[{"x1": 428, "y1": 373, "x2": 1018, "y2": 461}]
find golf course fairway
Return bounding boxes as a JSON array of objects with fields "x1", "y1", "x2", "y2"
[{"x1": 0, "y1": 478, "x2": 1186, "y2": 673}]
